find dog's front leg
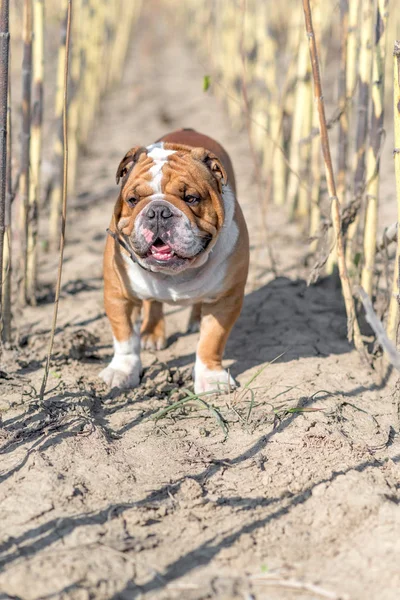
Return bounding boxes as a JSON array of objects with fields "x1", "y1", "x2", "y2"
[
  {"x1": 194, "y1": 291, "x2": 243, "y2": 394},
  {"x1": 100, "y1": 295, "x2": 142, "y2": 390}
]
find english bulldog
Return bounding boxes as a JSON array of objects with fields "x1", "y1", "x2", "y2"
[{"x1": 100, "y1": 129, "x2": 249, "y2": 394}]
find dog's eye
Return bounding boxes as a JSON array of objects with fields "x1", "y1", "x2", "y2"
[
  {"x1": 126, "y1": 196, "x2": 138, "y2": 208},
  {"x1": 184, "y1": 194, "x2": 200, "y2": 205}
]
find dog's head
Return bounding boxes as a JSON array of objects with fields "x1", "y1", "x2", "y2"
[{"x1": 113, "y1": 142, "x2": 228, "y2": 273}]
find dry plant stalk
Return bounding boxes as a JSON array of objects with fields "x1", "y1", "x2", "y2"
[
  {"x1": 0, "y1": 0, "x2": 9, "y2": 339},
  {"x1": 309, "y1": 102, "x2": 321, "y2": 253},
  {"x1": 297, "y1": 0, "x2": 319, "y2": 223},
  {"x1": 326, "y1": 0, "x2": 348, "y2": 275},
  {"x1": 49, "y1": 3, "x2": 68, "y2": 249},
  {"x1": 346, "y1": 0, "x2": 360, "y2": 157},
  {"x1": 26, "y1": 0, "x2": 44, "y2": 304},
  {"x1": 361, "y1": 0, "x2": 389, "y2": 297},
  {"x1": 67, "y1": 0, "x2": 83, "y2": 194},
  {"x1": 251, "y1": 5, "x2": 272, "y2": 165},
  {"x1": 79, "y1": 0, "x2": 99, "y2": 144},
  {"x1": 337, "y1": 0, "x2": 349, "y2": 205},
  {"x1": 386, "y1": 41, "x2": 400, "y2": 342},
  {"x1": 296, "y1": 72, "x2": 313, "y2": 220},
  {"x1": 2, "y1": 75, "x2": 11, "y2": 342},
  {"x1": 341, "y1": 0, "x2": 360, "y2": 274},
  {"x1": 220, "y1": 1, "x2": 242, "y2": 128},
  {"x1": 345, "y1": 0, "x2": 374, "y2": 275},
  {"x1": 40, "y1": 0, "x2": 72, "y2": 401},
  {"x1": 287, "y1": 34, "x2": 311, "y2": 218},
  {"x1": 238, "y1": 0, "x2": 264, "y2": 218},
  {"x1": 302, "y1": 0, "x2": 364, "y2": 353},
  {"x1": 262, "y1": 21, "x2": 286, "y2": 209},
  {"x1": 18, "y1": 0, "x2": 32, "y2": 305},
  {"x1": 108, "y1": 0, "x2": 141, "y2": 88}
]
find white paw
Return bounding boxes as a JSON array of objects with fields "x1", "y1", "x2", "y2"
[
  {"x1": 194, "y1": 360, "x2": 237, "y2": 395},
  {"x1": 99, "y1": 354, "x2": 141, "y2": 390},
  {"x1": 99, "y1": 366, "x2": 140, "y2": 389}
]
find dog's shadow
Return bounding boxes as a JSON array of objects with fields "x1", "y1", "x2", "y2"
[{"x1": 165, "y1": 275, "x2": 350, "y2": 378}]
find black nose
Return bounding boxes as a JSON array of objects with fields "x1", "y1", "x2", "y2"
[{"x1": 147, "y1": 203, "x2": 173, "y2": 221}]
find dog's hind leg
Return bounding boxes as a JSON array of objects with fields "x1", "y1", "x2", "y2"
[
  {"x1": 141, "y1": 300, "x2": 166, "y2": 350},
  {"x1": 187, "y1": 302, "x2": 202, "y2": 333}
]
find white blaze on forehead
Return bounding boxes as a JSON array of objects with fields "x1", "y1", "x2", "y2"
[{"x1": 146, "y1": 142, "x2": 176, "y2": 194}]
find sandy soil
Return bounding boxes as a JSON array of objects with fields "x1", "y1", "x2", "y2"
[{"x1": 1, "y1": 5, "x2": 400, "y2": 600}]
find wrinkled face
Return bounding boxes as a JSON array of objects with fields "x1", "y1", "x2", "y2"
[{"x1": 114, "y1": 142, "x2": 227, "y2": 273}]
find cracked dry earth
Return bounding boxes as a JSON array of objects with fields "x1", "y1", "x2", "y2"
[{"x1": 1, "y1": 6, "x2": 400, "y2": 600}]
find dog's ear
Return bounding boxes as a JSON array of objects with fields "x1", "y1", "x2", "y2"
[
  {"x1": 116, "y1": 146, "x2": 148, "y2": 184},
  {"x1": 191, "y1": 148, "x2": 227, "y2": 191}
]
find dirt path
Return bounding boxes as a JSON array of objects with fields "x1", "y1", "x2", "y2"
[{"x1": 1, "y1": 6, "x2": 400, "y2": 600}]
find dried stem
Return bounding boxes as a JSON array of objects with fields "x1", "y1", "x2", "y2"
[
  {"x1": 18, "y1": 0, "x2": 32, "y2": 306},
  {"x1": 302, "y1": 0, "x2": 364, "y2": 354},
  {"x1": 2, "y1": 65, "x2": 11, "y2": 343},
  {"x1": 49, "y1": 3, "x2": 68, "y2": 249},
  {"x1": 337, "y1": 0, "x2": 349, "y2": 205},
  {"x1": 387, "y1": 41, "x2": 400, "y2": 342},
  {"x1": 26, "y1": 0, "x2": 45, "y2": 304},
  {"x1": 345, "y1": 0, "x2": 373, "y2": 274},
  {"x1": 0, "y1": 0, "x2": 9, "y2": 341},
  {"x1": 40, "y1": 0, "x2": 72, "y2": 401},
  {"x1": 361, "y1": 0, "x2": 389, "y2": 296}
]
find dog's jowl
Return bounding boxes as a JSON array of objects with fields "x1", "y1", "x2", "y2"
[{"x1": 100, "y1": 129, "x2": 249, "y2": 394}]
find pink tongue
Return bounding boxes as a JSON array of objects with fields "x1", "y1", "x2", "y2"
[{"x1": 151, "y1": 244, "x2": 171, "y2": 254}]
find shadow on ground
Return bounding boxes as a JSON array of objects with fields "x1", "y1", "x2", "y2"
[{"x1": 167, "y1": 275, "x2": 350, "y2": 377}]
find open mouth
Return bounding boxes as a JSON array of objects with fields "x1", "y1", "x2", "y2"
[
  {"x1": 147, "y1": 238, "x2": 176, "y2": 262},
  {"x1": 140, "y1": 235, "x2": 210, "y2": 271}
]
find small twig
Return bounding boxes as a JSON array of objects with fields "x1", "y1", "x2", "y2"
[
  {"x1": 300, "y1": 103, "x2": 348, "y2": 146},
  {"x1": 376, "y1": 221, "x2": 398, "y2": 252},
  {"x1": 39, "y1": 0, "x2": 72, "y2": 401},
  {"x1": 251, "y1": 574, "x2": 348, "y2": 600}
]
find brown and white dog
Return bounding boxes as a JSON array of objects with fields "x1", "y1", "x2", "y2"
[{"x1": 100, "y1": 129, "x2": 249, "y2": 394}]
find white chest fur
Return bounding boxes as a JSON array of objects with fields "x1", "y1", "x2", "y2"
[{"x1": 122, "y1": 185, "x2": 239, "y2": 305}]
